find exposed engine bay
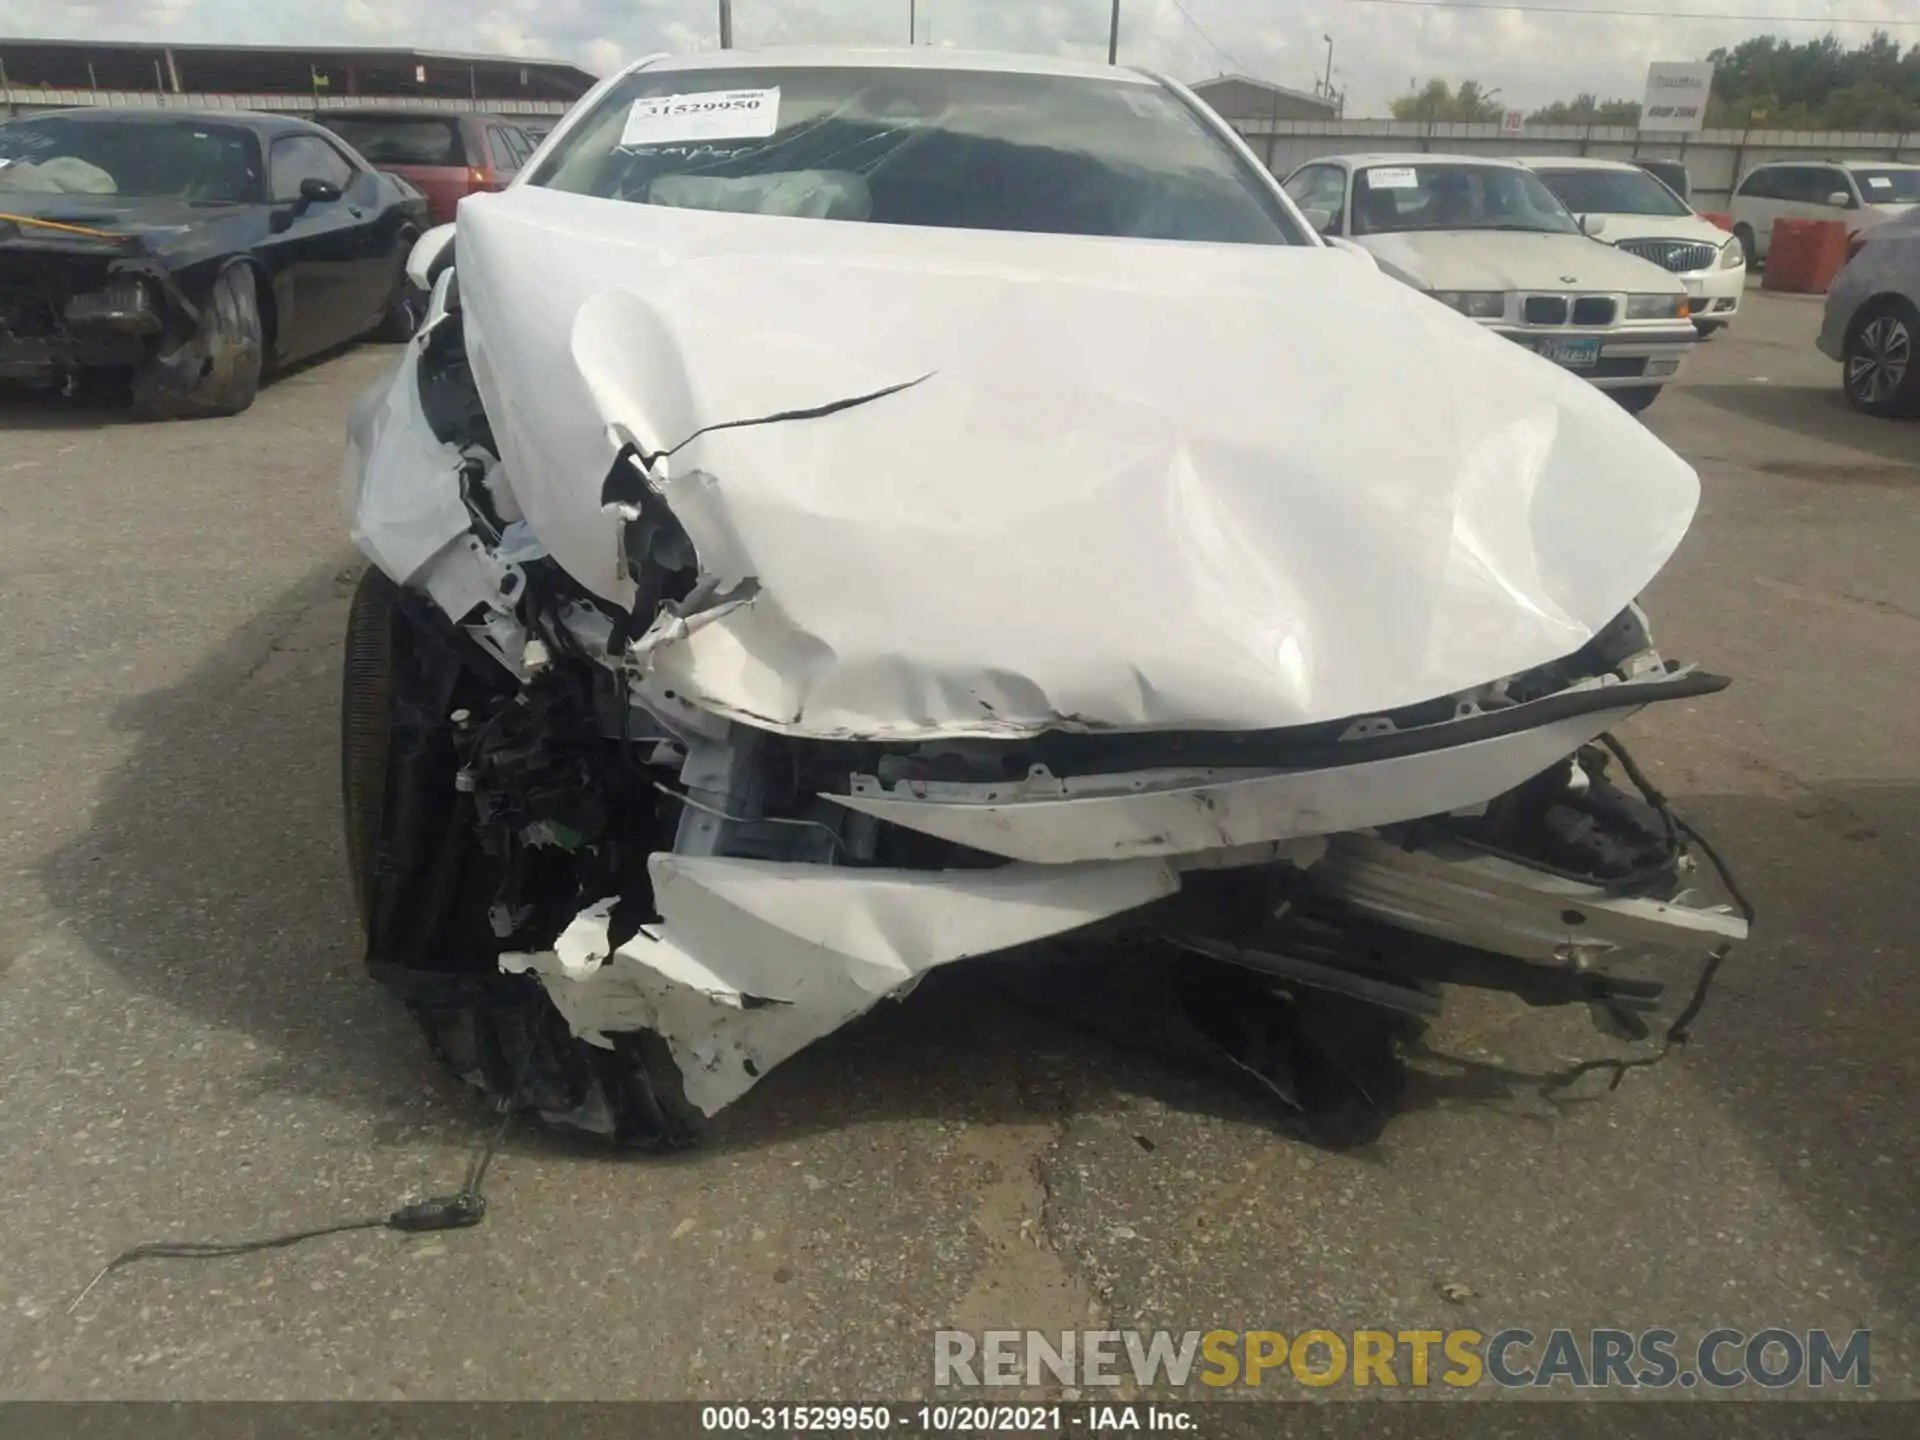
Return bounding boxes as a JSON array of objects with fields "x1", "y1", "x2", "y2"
[{"x1": 342, "y1": 184, "x2": 1749, "y2": 1150}]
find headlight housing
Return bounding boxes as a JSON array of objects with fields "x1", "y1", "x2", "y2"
[
  {"x1": 1430, "y1": 290, "x2": 1507, "y2": 319},
  {"x1": 1625, "y1": 293, "x2": 1689, "y2": 320},
  {"x1": 1718, "y1": 239, "x2": 1745, "y2": 269}
]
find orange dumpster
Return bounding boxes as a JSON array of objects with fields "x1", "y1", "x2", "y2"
[{"x1": 1762, "y1": 218, "x2": 1850, "y2": 294}]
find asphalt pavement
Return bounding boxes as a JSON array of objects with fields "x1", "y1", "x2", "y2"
[{"x1": 0, "y1": 288, "x2": 1914, "y2": 1403}]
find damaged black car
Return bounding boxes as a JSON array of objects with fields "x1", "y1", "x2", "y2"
[{"x1": 0, "y1": 108, "x2": 426, "y2": 417}]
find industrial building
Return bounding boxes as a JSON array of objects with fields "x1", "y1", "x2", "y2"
[
  {"x1": 1190, "y1": 74, "x2": 1339, "y2": 124},
  {"x1": 0, "y1": 38, "x2": 597, "y2": 120}
]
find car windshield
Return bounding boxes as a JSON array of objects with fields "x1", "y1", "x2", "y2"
[
  {"x1": 1853, "y1": 168, "x2": 1920, "y2": 205},
  {"x1": 1350, "y1": 162, "x2": 1579, "y2": 236},
  {"x1": 1534, "y1": 167, "x2": 1691, "y2": 218},
  {"x1": 1637, "y1": 162, "x2": 1688, "y2": 197},
  {"x1": 530, "y1": 65, "x2": 1304, "y2": 244},
  {"x1": 319, "y1": 117, "x2": 467, "y2": 168},
  {"x1": 0, "y1": 116, "x2": 262, "y2": 202}
]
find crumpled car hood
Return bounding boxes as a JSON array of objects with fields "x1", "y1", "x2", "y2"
[{"x1": 455, "y1": 186, "x2": 1700, "y2": 741}]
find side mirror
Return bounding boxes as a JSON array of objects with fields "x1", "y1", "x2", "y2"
[
  {"x1": 1825, "y1": 190, "x2": 1855, "y2": 209},
  {"x1": 406, "y1": 223, "x2": 457, "y2": 291},
  {"x1": 1578, "y1": 213, "x2": 1607, "y2": 237},
  {"x1": 1301, "y1": 206, "x2": 1335, "y2": 235},
  {"x1": 1324, "y1": 236, "x2": 1378, "y2": 270},
  {"x1": 300, "y1": 177, "x2": 344, "y2": 204}
]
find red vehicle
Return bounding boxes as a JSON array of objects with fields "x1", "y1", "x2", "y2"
[{"x1": 315, "y1": 111, "x2": 539, "y2": 226}]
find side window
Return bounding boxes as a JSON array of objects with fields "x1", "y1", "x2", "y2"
[
  {"x1": 1284, "y1": 165, "x2": 1346, "y2": 230},
  {"x1": 1775, "y1": 167, "x2": 1826, "y2": 204},
  {"x1": 1819, "y1": 169, "x2": 1856, "y2": 207},
  {"x1": 488, "y1": 127, "x2": 520, "y2": 173},
  {"x1": 509, "y1": 127, "x2": 538, "y2": 165},
  {"x1": 271, "y1": 135, "x2": 354, "y2": 201},
  {"x1": 1736, "y1": 168, "x2": 1776, "y2": 200}
]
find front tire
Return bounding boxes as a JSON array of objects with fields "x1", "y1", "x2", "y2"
[
  {"x1": 340, "y1": 566, "x2": 702, "y2": 1149},
  {"x1": 1842, "y1": 297, "x2": 1920, "y2": 419},
  {"x1": 131, "y1": 265, "x2": 262, "y2": 420},
  {"x1": 1612, "y1": 385, "x2": 1662, "y2": 415}
]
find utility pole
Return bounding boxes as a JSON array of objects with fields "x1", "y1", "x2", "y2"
[
  {"x1": 719, "y1": 0, "x2": 733, "y2": 49},
  {"x1": 910, "y1": 0, "x2": 916, "y2": 43},
  {"x1": 1108, "y1": 0, "x2": 1121, "y2": 65}
]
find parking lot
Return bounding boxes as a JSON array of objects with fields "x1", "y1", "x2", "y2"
[{"x1": 0, "y1": 285, "x2": 1915, "y2": 1400}]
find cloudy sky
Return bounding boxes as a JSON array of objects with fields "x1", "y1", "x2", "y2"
[{"x1": 7, "y1": 0, "x2": 1916, "y2": 114}]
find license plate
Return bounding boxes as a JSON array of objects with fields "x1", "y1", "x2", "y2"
[{"x1": 1538, "y1": 337, "x2": 1601, "y2": 369}]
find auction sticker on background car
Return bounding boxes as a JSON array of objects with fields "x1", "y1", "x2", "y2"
[{"x1": 620, "y1": 89, "x2": 782, "y2": 146}]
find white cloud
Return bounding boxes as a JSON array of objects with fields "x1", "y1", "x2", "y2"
[{"x1": 4, "y1": 0, "x2": 1914, "y2": 114}]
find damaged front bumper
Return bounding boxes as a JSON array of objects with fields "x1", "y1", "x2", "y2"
[
  {"x1": 495, "y1": 734, "x2": 1746, "y2": 1122},
  {"x1": 0, "y1": 247, "x2": 196, "y2": 386}
]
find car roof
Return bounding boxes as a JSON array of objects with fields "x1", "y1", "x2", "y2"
[
  {"x1": 1310, "y1": 152, "x2": 1527, "y2": 170},
  {"x1": 318, "y1": 108, "x2": 529, "y2": 126},
  {"x1": 2, "y1": 106, "x2": 334, "y2": 139},
  {"x1": 1750, "y1": 157, "x2": 1920, "y2": 171},
  {"x1": 630, "y1": 45, "x2": 1160, "y2": 86},
  {"x1": 1514, "y1": 156, "x2": 1645, "y2": 172}
]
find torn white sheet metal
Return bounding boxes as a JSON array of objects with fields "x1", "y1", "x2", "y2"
[
  {"x1": 502, "y1": 853, "x2": 1181, "y2": 1114},
  {"x1": 450, "y1": 185, "x2": 1701, "y2": 742},
  {"x1": 1314, "y1": 831, "x2": 1748, "y2": 962},
  {"x1": 342, "y1": 295, "x2": 470, "y2": 588},
  {"x1": 828, "y1": 696, "x2": 1656, "y2": 864}
]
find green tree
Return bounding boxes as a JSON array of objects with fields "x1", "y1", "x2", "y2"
[
  {"x1": 1389, "y1": 78, "x2": 1506, "y2": 123},
  {"x1": 1705, "y1": 30, "x2": 1920, "y2": 129},
  {"x1": 1525, "y1": 93, "x2": 1642, "y2": 126}
]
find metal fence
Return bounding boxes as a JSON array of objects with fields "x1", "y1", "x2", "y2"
[{"x1": 1231, "y1": 118, "x2": 1919, "y2": 210}]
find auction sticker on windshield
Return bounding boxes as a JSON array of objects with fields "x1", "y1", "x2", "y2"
[
  {"x1": 621, "y1": 89, "x2": 782, "y2": 147},
  {"x1": 1368, "y1": 167, "x2": 1419, "y2": 189}
]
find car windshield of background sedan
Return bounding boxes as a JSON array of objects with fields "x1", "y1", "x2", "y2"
[
  {"x1": 529, "y1": 65, "x2": 1307, "y2": 245},
  {"x1": 1351, "y1": 163, "x2": 1579, "y2": 237},
  {"x1": 0, "y1": 116, "x2": 262, "y2": 202},
  {"x1": 1854, "y1": 168, "x2": 1920, "y2": 204},
  {"x1": 318, "y1": 116, "x2": 467, "y2": 168},
  {"x1": 1534, "y1": 167, "x2": 1692, "y2": 217}
]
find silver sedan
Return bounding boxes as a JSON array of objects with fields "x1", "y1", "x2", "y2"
[{"x1": 1817, "y1": 208, "x2": 1920, "y2": 417}]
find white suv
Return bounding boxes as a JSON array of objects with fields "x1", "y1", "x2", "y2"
[{"x1": 1729, "y1": 159, "x2": 1920, "y2": 266}]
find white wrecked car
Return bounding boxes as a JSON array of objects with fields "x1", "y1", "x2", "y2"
[{"x1": 341, "y1": 48, "x2": 1748, "y2": 1148}]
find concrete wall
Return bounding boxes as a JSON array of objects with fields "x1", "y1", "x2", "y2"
[
  {"x1": 2, "y1": 87, "x2": 572, "y2": 120},
  {"x1": 1231, "y1": 118, "x2": 1919, "y2": 210}
]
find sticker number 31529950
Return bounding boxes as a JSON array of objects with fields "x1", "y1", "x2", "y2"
[{"x1": 620, "y1": 89, "x2": 783, "y2": 147}]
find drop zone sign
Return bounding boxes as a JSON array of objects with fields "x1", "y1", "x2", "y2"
[{"x1": 1640, "y1": 62, "x2": 1713, "y2": 132}]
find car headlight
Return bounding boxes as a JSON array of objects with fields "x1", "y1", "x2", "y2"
[
  {"x1": 1430, "y1": 290, "x2": 1506, "y2": 318},
  {"x1": 1626, "y1": 293, "x2": 1688, "y2": 320},
  {"x1": 1718, "y1": 239, "x2": 1745, "y2": 269}
]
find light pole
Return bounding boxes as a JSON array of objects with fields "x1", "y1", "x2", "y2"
[
  {"x1": 1108, "y1": 0, "x2": 1121, "y2": 65},
  {"x1": 719, "y1": 0, "x2": 733, "y2": 48},
  {"x1": 1322, "y1": 35, "x2": 1334, "y2": 99},
  {"x1": 910, "y1": 0, "x2": 916, "y2": 43}
]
